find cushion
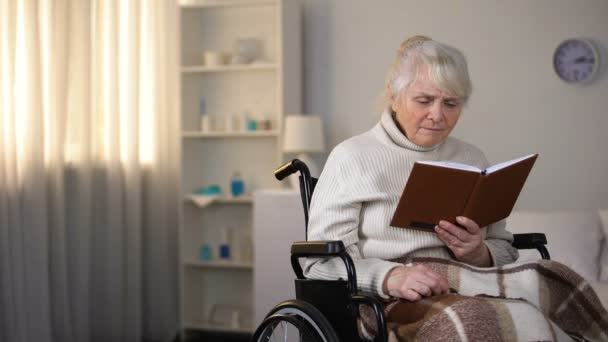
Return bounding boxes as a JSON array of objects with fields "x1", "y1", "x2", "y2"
[
  {"x1": 506, "y1": 210, "x2": 603, "y2": 282},
  {"x1": 599, "y1": 208, "x2": 608, "y2": 281}
]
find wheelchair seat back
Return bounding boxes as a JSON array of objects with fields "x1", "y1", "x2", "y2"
[{"x1": 295, "y1": 278, "x2": 360, "y2": 341}]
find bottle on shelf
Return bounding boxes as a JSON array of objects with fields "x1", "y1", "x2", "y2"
[
  {"x1": 199, "y1": 97, "x2": 209, "y2": 133},
  {"x1": 199, "y1": 243, "x2": 212, "y2": 261},
  {"x1": 219, "y1": 228, "x2": 231, "y2": 261},
  {"x1": 231, "y1": 172, "x2": 245, "y2": 197}
]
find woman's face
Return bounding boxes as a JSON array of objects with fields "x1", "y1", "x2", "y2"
[{"x1": 391, "y1": 68, "x2": 464, "y2": 147}]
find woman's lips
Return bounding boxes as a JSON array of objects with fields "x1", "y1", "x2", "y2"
[{"x1": 421, "y1": 127, "x2": 445, "y2": 132}]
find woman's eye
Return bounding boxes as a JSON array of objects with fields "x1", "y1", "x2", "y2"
[
  {"x1": 444, "y1": 101, "x2": 459, "y2": 108},
  {"x1": 416, "y1": 98, "x2": 431, "y2": 104}
]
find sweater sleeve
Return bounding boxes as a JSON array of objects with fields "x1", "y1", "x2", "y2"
[
  {"x1": 484, "y1": 219, "x2": 519, "y2": 266},
  {"x1": 302, "y1": 149, "x2": 401, "y2": 298}
]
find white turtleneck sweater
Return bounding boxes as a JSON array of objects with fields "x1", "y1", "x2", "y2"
[{"x1": 303, "y1": 111, "x2": 519, "y2": 298}]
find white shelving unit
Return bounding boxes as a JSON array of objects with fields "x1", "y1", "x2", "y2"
[{"x1": 178, "y1": 0, "x2": 301, "y2": 336}]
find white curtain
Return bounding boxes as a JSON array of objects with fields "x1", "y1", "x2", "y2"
[{"x1": 0, "y1": 1, "x2": 180, "y2": 341}]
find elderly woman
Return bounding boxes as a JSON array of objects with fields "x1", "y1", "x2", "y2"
[
  {"x1": 306, "y1": 35, "x2": 517, "y2": 298},
  {"x1": 305, "y1": 36, "x2": 607, "y2": 341}
]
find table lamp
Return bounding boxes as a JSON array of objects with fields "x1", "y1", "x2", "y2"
[{"x1": 283, "y1": 115, "x2": 325, "y2": 189}]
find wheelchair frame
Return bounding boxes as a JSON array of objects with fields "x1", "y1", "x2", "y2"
[{"x1": 252, "y1": 159, "x2": 550, "y2": 342}]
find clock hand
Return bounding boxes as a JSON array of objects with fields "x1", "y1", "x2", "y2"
[{"x1": 574, "y1": 56, "x2": 593, "y2": 64}]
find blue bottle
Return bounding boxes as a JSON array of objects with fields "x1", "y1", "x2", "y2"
[
  {"x1": 200, "y1": 244, "x2": 212, "y2": 261},
  {"x1": 219, "y1": 229, "x2": 231, "y2": 260},
  {"x1": 246, "y1": 119, "x2": 257, "y2": 131},
  {"x1": 231, "y1": 172, "x2": 244, "y2": 197}
]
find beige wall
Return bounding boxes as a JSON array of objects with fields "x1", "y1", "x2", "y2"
[{"x1": 302, "y1": 0, "x2": 608, "y2": 210}]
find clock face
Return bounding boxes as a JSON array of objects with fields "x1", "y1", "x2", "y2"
[{"x1": 553, "y1": 39, "x2": 598, "y2": 83}]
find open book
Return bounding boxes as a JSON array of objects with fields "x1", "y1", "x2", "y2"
[{"x1": 390, "y1": 154, "x2": 538, "y2": 229}]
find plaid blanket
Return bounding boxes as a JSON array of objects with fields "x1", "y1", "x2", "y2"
[{"x1": 361, "y1": 258, "x2": 608, "y2": 341}]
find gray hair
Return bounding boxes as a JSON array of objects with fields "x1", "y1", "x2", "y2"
[{"x1": 384, "y1": 36, "x2": 472, "y2": 109}]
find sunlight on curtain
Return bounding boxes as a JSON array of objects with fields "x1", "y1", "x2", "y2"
[
  {"x1": 2, "y1": 1, "x2": 159, "y2": 167},
  {"x1": 100, "y1": 0, "x2": 114, "y2": 163},
  {"x1": 139, "y1": 0, "x2": 155, "y2": 164},
  {"x1": 97, "y1": 0, "x2": 155, "y2": 165},
  {"x1": 41, "y1": 0, "x2": 52, "y2": 165},
  {"x1": 119, "y1": 0, "x2": 131, "y2": 163},
  {"x1": 14, "y1": 0, "x2": 29, "y2": 167},
  {"x1": 0, "y1": 0, "x2": 180, "y2": 341}
]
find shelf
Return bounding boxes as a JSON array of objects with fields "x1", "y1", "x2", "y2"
[
  {"x1": 216, "y1": 195, "x2": 253, "y2": 203},
  {"x1": 181, "y1": 63, "x2": 277, "y2": 74},
  {"x1": 183, "y1": 320, "x2": 253, "y2": 334},
  {"x1": 180, "y1": 0, "x2": 301, "y2": 334},
  {"x1": 184, "y1": 260, "x2": 253, "y2": 270},
  {"x1": 185, "y1": 194, "x2": 253, "y2": 204},
  {"x1": 184, "y1": 195, "x2": 253, "y2": 203},
  {"x1": 182, "y1": 130, "x2": 279, "y2": 138}
]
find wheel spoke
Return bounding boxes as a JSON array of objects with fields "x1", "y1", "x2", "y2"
[{"x1": 281, "y1": 320, "x2": 287, "y2": 342}]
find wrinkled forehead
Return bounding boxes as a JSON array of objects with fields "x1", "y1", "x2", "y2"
[{"x1": 407, "y1": 69, "x2": 459, "y2": 99}]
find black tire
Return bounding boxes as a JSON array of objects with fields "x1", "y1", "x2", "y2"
[{"x1": 252, "y1": 300, "x2": 340, "y2": 342}]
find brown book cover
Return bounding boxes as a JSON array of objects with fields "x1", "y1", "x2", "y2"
[{"x1": 390, "y1": 154, "x2": 538, "y2": 230}]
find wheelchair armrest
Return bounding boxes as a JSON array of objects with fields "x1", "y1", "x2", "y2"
[
  {"x1": 291, "y1": 240, "x2": 345, "y2": 256},
  {"x1": 512, "y1": 233, "x2": 551, "y2": 260},
  {"x1": 290, "y1": 240, "x2": 358, "y2": 295},
  {"x1": 512, "y1": 233, "x2": 547, "y2": 248}
]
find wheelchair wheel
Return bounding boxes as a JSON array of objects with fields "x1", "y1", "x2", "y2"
[{"x1": 252, "y1": 300, "x2": 339, "y2": 342}]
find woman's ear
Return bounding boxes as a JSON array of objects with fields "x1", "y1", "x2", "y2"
[{"x1": 386, "y1": 85, "x2": 395, "y2": 110}]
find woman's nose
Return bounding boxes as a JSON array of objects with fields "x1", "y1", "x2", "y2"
[{"x1": 427, "y1": 101, "x2": 444, "y2": 122}]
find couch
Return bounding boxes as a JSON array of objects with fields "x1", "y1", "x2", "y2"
[{"x1": 506, "y1": 208, "x2": 608, "y2": 308}]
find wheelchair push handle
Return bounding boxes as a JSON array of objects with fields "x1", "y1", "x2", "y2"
[
  {"x1": 274, "y1": 159, "x2": 315, "y2": 231},
  {"x1": 274, "y1": 159, "x2": 310, "y2": 181}
]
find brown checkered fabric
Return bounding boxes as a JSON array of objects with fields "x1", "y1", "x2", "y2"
[{"x1": 360, "y1": 258, "x2": 608, "y2": 341}]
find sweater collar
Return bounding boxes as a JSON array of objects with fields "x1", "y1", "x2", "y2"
[{"x1": 380, "y1": 110, "x2": 442, "y2": 152}]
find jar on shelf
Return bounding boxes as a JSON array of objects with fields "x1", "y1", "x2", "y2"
[{"x1": 231, "y1": 172, "x2": 244, "y2": 197}]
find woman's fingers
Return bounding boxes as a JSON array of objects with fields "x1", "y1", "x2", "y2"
[
  {"x1": 403, "y1": 289, "x2": 422, "y2": 302},
  {"x1": 417, "y1": 274, "x2": 447, "y2": 295},
  {"x1": 435, "y1": 225, "x2": 462, "y2": 247},
  {"x1": 435, "y1": 217, "x2": 486, "y2": 263},
  {"x1": 410, "y1": 266, "x2": 448, "y2": 295},
  {"x1": 437, "y1": 220, "x2": 471, "y2": 242},
  {"x1": 385, "y1": 265, "x2": 450, "y2": 301},
  {"x1": 455, "y1": 216, "x2": 480, "y2": 234},
  {"x1": 422, "y1": 268, "x2": 450, "y2": 293}
]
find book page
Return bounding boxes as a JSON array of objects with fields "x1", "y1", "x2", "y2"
[
  {"x1": 484, "y1": 154, "x2": 537, "y2": 175},
  {"x1": 417, "y1": 160, "x2": 481, "y2": 173}
]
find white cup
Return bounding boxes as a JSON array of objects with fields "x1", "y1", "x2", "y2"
[{"x1": 203, "y1": 51, "x2": 224, "y2": 66}]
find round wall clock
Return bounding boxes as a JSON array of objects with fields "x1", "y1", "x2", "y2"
[{"x1": 553, "y1": 38, "x2": 600, "y2": 84}]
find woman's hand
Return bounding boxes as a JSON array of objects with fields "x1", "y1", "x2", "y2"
[
  {"x1": 383, "y1": 265, "x2": 449, "y2": 301},
  {"x1": 435, "y1": 216, "x2": 492, "y2": 267}
]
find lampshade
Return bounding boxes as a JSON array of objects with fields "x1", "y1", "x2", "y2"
[{"x1": 282, "y1": 115, "x2": 325, "y2": 153}]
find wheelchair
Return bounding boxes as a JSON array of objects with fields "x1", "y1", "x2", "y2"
[{"x1": 251, "y1": 159, "x2": 550, "y2": 342}]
